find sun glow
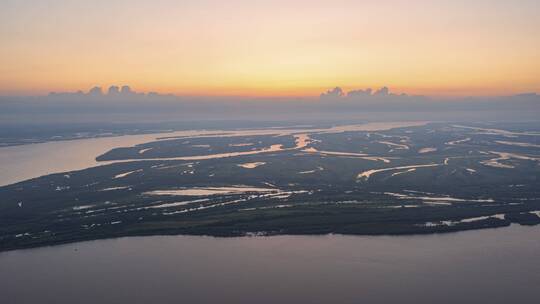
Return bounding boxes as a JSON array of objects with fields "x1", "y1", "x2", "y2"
[{"x1": 1, "y1": 0, "x2": 539, "y2": 97}]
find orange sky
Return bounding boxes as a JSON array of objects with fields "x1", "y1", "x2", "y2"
[{"x1": 1, "y1": 0, "x2": 539, "y2": 97}]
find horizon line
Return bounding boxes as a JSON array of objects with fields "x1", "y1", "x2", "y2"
[{"x1": 0, "y1": 85, "x2": 538, "y2": 100}]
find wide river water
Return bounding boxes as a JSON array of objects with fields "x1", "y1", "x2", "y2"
[
  {"x1": 1, "y1": 225, "x2": 539, "y2": 304},
  {"x1": 0, "y1": 121, "x2": 426, "y2": 186},
  {"x1": 1, "y1": 122, "x2": 539, "y2": 303}
]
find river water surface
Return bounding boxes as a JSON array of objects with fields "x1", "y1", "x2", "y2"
[
  {"x1": 0, "y1": 121, "x2": 426, "y2": 186},
  {"x1": 1, "y1": 225, "x2": 539, "y2": 304}
]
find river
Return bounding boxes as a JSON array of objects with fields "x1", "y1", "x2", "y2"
[{"x1": 1, "y1": 225, "x2": 539, "y2": 304}]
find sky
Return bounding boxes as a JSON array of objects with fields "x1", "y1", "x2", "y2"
[{"x1": 1, "y1": 0, "x2": 539, "y2": 97}]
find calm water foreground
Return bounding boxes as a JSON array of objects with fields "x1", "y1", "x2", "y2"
[{"x1": 1, "y1": 224, "x2": 539, "y2": 304}]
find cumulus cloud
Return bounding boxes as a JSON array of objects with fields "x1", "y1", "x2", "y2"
[
  {"x1": 88, "y1": 86, "x2": 103, "y2": 96},
  {"x1": 28, "y1": 84, "x2": 539, "y2": 124},
  {"x1": 45, "y1": 85, "x2": 160, "y2": 102},
  {"x1": 108, "y1": 86, "x2": 120, "y2": 96},
  {"x1": 322, "y1": 86, "x2": 406, "y2": 101},
  {"x1": 374, "y1": 86, "x2": 389, "y2": 96},
  {"x1": 121, "y1": 85, "x2": 134, "y2": 95},
  {"x1": 347, "y1": 88, "x2": 372, "y2": 97},
  {"x1": 320, "y1": 87, "x2": 344, "y2": 99}
]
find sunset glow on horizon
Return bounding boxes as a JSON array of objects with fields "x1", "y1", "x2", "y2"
[{"x1": 1, "y1": 0, "x2": 539, "y2": 97}]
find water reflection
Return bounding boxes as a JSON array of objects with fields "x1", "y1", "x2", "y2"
[{"x1": 1, "y1": 225, "x2": 539, "y2": 304}]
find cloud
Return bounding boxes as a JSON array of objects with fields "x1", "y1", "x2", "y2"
[
  {"x1": 121, "y1": 85, "x2": 134, "y2": 95},
  {"x1": 323, "y1": 86, "x2": 408, "y2": 101},
  {"x1": 8, "y1": 84, "x2": 536, "y2": 124},
  {"x1": 48, "y1": 85, "x2": 162, "y2": 100},
  {"x1": 320, "y1": 87, "x2": 344, "y2": 99},
  {"x1": 347, "y1": 88, "x2": 372, "y2": 97},
  {"x1": 88, "y1": 86, "x2": 103, "y2": 96},
  {"x1": 374, "y1": 86, "x2": 389, "y2": 96},
  {"x1": 108, "y1": 86, "x2": 120, "y2": 95}
]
